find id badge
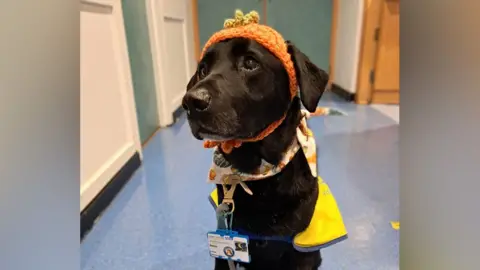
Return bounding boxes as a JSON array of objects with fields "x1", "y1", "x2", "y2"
[{"x1": 207, "y1": 230, "x2": 250, "y2": 263}]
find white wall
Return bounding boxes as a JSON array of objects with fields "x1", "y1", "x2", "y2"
[
  {"x1": 333, "y1": 0, "x2": 364, "y2": 93},
  {"x1": 80, "y1": 0, "x2": 142, "y2": 211}
]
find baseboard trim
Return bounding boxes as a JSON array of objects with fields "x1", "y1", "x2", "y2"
[
  {"x1": 172, "y1": 105, "x2": 184, "y2": 122},
  {"x1": 80, "y1": 152, "x2": 141, "y2": 240},
  {"x1": 331, "y1": 83, "x2": 356, "y2": 102},
  {"x1": 166, "y1": 105, "x2": 184, "y2": 127}
]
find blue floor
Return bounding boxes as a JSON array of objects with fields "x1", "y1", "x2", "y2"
[{"x1": 81, "y1": 92, "x2": 399, "y2": 269}]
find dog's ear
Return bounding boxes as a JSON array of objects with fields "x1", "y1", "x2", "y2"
[
  {"x1": 186, "y1": 71, "x2": 198, "y2": 90},
  {"x1": 287, "y1": 41, "x2": 329, "y2": 112}
]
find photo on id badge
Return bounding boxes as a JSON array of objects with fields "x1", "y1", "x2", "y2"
[{"x1": 234, "y1": 241, "x2": 247, "y2": 252}]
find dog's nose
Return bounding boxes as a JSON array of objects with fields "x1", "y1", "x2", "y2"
[{"x1": 182, "y1": 88, "x2": 212, "y2": 113}]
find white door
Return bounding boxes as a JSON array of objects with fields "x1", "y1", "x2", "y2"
[
  {"x1": 147, "y1": 0, "x2": 197, "y2": 127},
  {"x1": 80, "y1": 0, "x2": 142, "y2": 211}
]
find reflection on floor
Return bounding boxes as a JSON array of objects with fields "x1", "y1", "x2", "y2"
[
  {"x1": 371, "y1": 104, "x2": 400, "y2": 124},
  {"x1": 81, "y1": 92, "x2": 399, "y2": 269}
]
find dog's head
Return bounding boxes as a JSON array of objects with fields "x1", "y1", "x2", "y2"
[{"x1": 182, "y1": 38, "x2": 328, "y2": 141}]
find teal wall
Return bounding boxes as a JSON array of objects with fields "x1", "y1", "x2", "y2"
[
  {"x1": 197, "y1": 0, "x2": 332, "y2": 71},
  {"x1": 198, "y1": 0, "x2": 262, "y2": 50},
  {"x1": 122, "y1": 0, "x2": 159, "y2": 143},
  {"x1": 267, "y1": 0, "x2": 332, "y2": 71}
]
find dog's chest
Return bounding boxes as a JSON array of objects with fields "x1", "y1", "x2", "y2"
[{"x1": 216, "y1": 167, "x2": 318, "y2": 235}]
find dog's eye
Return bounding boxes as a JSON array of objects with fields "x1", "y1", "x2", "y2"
[
  {"x1": 198, "y1": 63, "x2": 208, "y2": 79},
  {"x1": 241, "y1": 56, "x2": 259, "y2": 71}
]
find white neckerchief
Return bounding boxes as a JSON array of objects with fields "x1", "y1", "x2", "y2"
[{"x1": 207, "y1": 110, "x2": 317, "y2": 195}]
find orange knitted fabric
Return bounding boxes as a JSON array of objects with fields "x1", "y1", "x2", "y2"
[{"x1": 202, "y1": 10, "x2": 298, "y2": 153}]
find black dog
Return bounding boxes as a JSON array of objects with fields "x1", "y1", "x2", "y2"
[{"x1": 182, "y1": 38, "x2": 328, "y2": 270}]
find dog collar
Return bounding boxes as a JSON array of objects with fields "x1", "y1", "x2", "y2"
[{"x1": 206, "y1": 110, "x2": 317, "y2": 194}]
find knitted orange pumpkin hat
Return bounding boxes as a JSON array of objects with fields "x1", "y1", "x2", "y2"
[{"x1": 202, "y1": 10, "x2": 298, "y2": 154}]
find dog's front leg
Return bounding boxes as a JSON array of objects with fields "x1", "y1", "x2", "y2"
[
  {"x1": 292, "y1": 250, "x2": 322, "y2": 270},
  {"x1": 214, "y1": 258, "x2": 234, "y2": 270}
]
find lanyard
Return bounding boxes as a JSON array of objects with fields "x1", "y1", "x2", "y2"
[{"x1": 215, "y1": 183, "x2": 238, "y2": 270}]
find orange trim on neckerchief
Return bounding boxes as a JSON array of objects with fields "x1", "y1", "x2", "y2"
[
  {"x1": 203, "y1": 106, "x2": 327, "y2": 153},
  {"x1": 204, "y1": 113, "x2": 288, "y2": 153}
]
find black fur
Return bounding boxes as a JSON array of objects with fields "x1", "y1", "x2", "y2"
[{"x1": 182, "y1": 38, "x2": 328, "y2": 270}]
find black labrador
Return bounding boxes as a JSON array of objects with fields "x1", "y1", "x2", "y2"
[{"x1": 182, "y1": 38, "x2": 329, "y2": 270}]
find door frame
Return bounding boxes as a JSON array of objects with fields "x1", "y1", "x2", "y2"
[
  {"x1": 190, "y1": 0, "x2": 339, "y2": 82},
  {"x1": 146, "y1": 0, "x2": 172, "y2": 127},
  {"x1": 146, "y1": 0, "x2": 197, "y2": 127},
  {"x1": 355, "y1": 0, "x2": 398, "y2": 104},
  {"x1": 329, "y1": 0, "x2": 339, "y2": 87}
]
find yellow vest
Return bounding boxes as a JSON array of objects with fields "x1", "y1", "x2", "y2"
[{"x1": 209, "y1": 176, "x2": 348, "y2": 251}]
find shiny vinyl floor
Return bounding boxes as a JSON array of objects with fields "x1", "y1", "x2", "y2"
[{"x1": 81, "y1": 92, "x2": 399, "y2": 269}]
